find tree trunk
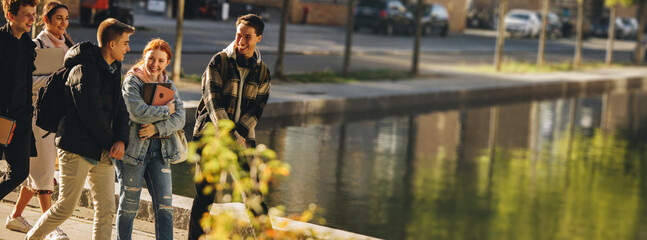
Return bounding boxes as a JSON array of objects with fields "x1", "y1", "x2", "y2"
[
  {"x1": 635, "y1": 0, "x2": 646, "y2": 64},
  {"x1": 537, "y1": 0, "x2": 550, "y2": 68},
  {"x1": 494, "y1": 0, "x2": 508, "y2": 71},
  {"x1": 172, "y1": 0, "x2": 185, "y2": 83},
  {"x1": 32, "y1": 0, "x2": 45, "y2": 39},
  {"x1": 342, "y1": 0, "x2": 355, "y2": 77},
  {"x1": 275, "y1": 0, "x2": 290, "y2": 79},
  {"x1": 411, "y1": 0, "x2": 424, "y2": 75},
  {"x1": 574, "y1": 0, "x2": 584, "y2": 68},
  {"x1": 606, "y1": 5, "x2": 617, "y2": 66}
]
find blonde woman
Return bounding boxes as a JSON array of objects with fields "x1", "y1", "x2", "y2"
[{"x1": 5, "y1": 2, "x2": 71, "y2": 239}]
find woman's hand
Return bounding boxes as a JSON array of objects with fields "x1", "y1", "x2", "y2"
[
  {"x1": 139, "y1": 124, "x2": 156, "y2": 140},
  {"x1": 166, "y1": 99, "x2": 176, "y2": 115}
]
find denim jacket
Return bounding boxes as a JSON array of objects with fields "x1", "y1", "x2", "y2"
[{"x1": 121, "y1": 74, "x2": 186, "y2": 166}]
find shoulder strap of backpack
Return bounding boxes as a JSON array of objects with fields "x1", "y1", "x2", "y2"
[
  {"x1": 36, "y1": 39, "x2": 44, "y2": 49},
  {"x1": 63, "y1": 33, "x2": 73, "y2": 48}
]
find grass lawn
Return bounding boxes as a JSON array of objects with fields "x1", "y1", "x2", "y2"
[
  {"x1": 277, "y1": 69, "x2": 426, "y2": 83},
  {"x1": 462, "y1": 61, "x2": 627, "y2": 74},
  {"x1": 182, "y1": 69, "x2": 432, "y2": 84}
]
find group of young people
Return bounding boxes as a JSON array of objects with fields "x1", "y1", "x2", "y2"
[{"x1": 0, "y1": 0, "x2": 271, "y2": 239}]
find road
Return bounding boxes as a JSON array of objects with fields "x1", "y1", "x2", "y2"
[{"x1": 63, "y1": 14, "x2": 640, "y2": 76}]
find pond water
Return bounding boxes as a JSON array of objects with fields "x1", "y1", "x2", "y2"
[{"x1": 171, "y1": 89, "x2": 647, "y2": 240}]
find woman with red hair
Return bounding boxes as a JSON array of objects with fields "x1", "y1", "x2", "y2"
[{"x1": 116, "y1": 38, "x2": 185, "y2": 240}]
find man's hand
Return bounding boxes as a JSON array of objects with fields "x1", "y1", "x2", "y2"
[
  {"x1": 234, "y1": 131, "x2": 245, "y2": 146},
  {"x1": 110, "y1": 141, "x2": 125, "y2": 160}
]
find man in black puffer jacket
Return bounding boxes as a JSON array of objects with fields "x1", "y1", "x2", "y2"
[
  {"x1": 0, "y1": 0, "x2": 38, "y2": 201},
  {"x1": 27, "y1": 18, "x2": 134, "y2": 240}
]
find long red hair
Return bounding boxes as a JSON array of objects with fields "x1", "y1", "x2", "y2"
[{"x1": 130, "y1": 38, "x2": 173, "y2": 72}]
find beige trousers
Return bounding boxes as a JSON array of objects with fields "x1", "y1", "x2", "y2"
[{"x1": 26, "y1": 149, "x2": 115, "y2": 240}]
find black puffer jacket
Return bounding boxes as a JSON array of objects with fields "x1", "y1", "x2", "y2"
[{"x1": 55, "y1": 41, "x2": 129, "y2": 161}]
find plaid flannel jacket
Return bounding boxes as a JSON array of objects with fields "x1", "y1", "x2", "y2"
[{"x1": 193, "y1": 51, "x2": 271, "y2": 146}]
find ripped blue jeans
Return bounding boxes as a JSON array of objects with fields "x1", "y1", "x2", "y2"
[{"x1": 115, "y1": 139, "x2": 173, "y2": 240}]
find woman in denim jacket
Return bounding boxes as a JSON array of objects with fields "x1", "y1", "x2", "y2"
[{"x1": 117, "y1": 38, "x2": 185, "y2": 240}]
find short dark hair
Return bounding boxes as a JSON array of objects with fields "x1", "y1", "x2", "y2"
[
  {"x1": 236, "y1": 14, "x2": 264, "y2": 36},
  {"x1": 3, "y1": 0, "x2": 39, "y2": 22},
  {"x1": 96, "y1": 18, "x2": 135, "y2": 48}
]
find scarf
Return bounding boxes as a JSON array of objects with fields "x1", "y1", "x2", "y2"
[
  {"x1": 44, "y1": 29, "x2": 67, "y2": 51},
  {"x1": 127, "y1": 65, "x2": 168, "y2": 83}
]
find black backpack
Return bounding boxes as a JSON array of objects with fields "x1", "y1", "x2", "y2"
[{"x1": 35, "y1": 67, "x2": 71, "y2": 134}]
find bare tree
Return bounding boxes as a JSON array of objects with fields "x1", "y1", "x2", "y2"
[
  {"x1": 32, "y1": 0, "x2": 45, "y2": 39},
  {"x1": 574, "y1": 0, "x2": 584, "y2": 68},
  {"x1": 494, "y1": 0, "x2": 508, "y2": 71},
  {"x1": 537, "y1": 0, "x2": 550, "y2": 67},
  {"x1": 343, "y1": 0, "x2": 355, "y2": 77},
  {"x1": 605, "y1": 0, "x2": 635, "y2": 65},
  {"x1": 635, "y1": 0, "x2": 646, "y2": 64},
  {"x1": 605, "y1": 4, "x2": 617, "y2": 66},
  {"x1": 411, "y1": 0, "x2": 424, "y2": 75},
  {"x1": 274, "y1": 0, "x2": 290, "y2": 79},
  {"x1": 172, "y1": 0, "x2": 185, "y2": 83}
]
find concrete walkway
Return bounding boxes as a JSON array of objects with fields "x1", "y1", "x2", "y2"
[
  {"x1": 0, "y1": 189, "x2": 378, "y2": 240},
  {"x1": 0, "y1": 178, "x2": 378, "y2": 240},
  {"x1": 0, "y1": 190, "x2": 186, "y2": 240}
]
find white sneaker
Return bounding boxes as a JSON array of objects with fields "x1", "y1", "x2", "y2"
[
  {"x1": 5, "y1": 216, "x2": 32, "y2": 233},
  {"x1": 45, "y1": 227, "x2": 69, "y2": 240}
]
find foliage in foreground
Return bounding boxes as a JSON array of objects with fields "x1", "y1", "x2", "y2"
[{"x1": 188, "y1": 120, "x2": 323, "y2": 239}]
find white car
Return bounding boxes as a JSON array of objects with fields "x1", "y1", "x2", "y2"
[
  {"x1": 504, "y1": 9, "x2": 541, "y2": 38},
  {"x1": 617, "y1": 17, "x2": 638, "y2": 39}
]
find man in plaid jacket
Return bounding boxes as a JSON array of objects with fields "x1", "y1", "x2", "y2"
[{"x1": 189, "y1": 13, "x2": 271, "y2": 240}]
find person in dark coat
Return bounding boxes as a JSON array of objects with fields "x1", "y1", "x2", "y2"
[
  {"x1": 26, "y1": 18, "x2": 133, "y2": 240},
  {"x1": 0, "y1": 0, "x2": 39, "y2": 201}
]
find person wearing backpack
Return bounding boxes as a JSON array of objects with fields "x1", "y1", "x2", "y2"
[
  {"x1": 116, "y1": 38, "x2": 185, "y2": 240},
  {"x1": 5, "y1": 2, "x2": 72, "y2": 239},
  {"x1": 26, "y1": 18, "x2": 133, "y2": 240},
  {"x1": 188, "y1": 13, "x2": 271, "y2": 240},
  {"x1": 0, "y1": 0, "x2": 38, "y2": 202}
]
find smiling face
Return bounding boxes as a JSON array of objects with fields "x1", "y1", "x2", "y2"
[
  {"x1": 8, "y1": 4, "x2": 36, "y2": 38},
  {"x1": 144, "y1": 49, "x2": 169, "y2": 81},
  {"x1": 108, "y1": 32, "x2": 131, "y2": 63},
  {"x1": 45, "y1": 7, "x2": 69, "y2": 38},
  {"x1": 235, "y1": 24, "x2": 262, "y2": 59}
]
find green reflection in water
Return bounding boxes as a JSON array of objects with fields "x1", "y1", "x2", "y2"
[{"x1": 407, "y1": 130, "x2": 645, "y2": 240}]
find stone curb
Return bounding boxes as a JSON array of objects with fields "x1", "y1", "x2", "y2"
[{"x1": 254, "y1": 77, "x2": 647, "y2": 119}]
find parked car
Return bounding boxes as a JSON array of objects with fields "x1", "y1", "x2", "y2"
[
  {"x1": 618, "y1": 17, "x2": 638, "y2": 39},
  {"x1": 354, "y1": 0, "x2": 413, "y2": 35},
  {"x1": 504, "y1": 9, "x2": 541, "y2": 38},
  {"x1": 407, "y1": 3, "x2": 450, "y2": 37},
  {"x1": 589, "y1": 17, "x2": 634, "y2": 39},
  {"x1": 80, "y1": 0, "x2": 133, "y2": 27},
  {"x1": 590, "y1": 18, "x2": 612, "y2": 37}
]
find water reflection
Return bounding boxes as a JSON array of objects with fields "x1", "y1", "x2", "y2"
[
  {"x1": 252, "y1": 90, "x2": 647, "y2": 240},
  {"x1": 169, "y1": 90, "x2": 647, "y2": 239}
]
